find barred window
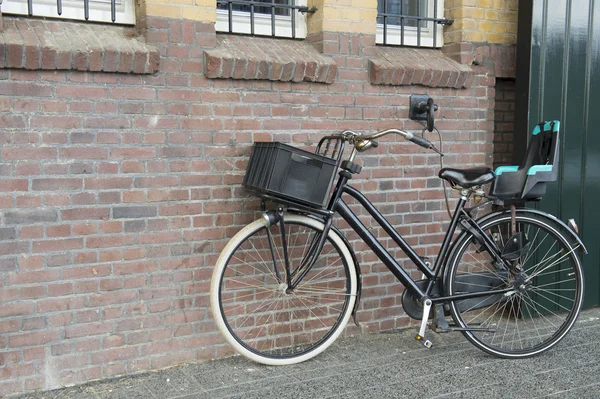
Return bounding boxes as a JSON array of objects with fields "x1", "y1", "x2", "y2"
[
  {"x1": 216, "y1": 0, "x2": 309, "y2": 39},
  {"x1": 1, "y1": 0, "x2": 135, "y2": 24},
  {"x1": 377, "y1": 0, "x2": 448, "y2": 48}
]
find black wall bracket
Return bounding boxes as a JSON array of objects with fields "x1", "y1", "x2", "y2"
[{"x1": 409, "y1": 95, "x2": 438, "y2": 132}]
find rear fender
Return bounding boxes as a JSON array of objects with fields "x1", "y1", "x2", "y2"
[
  {"x1": 475, "y1": 208, "x2": 587, "y2": 254},
  {"x1": 443, "y1": 207, "x2": 587, "y2": 294}
]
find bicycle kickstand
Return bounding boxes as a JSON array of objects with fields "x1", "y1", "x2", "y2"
[{"x1": 415, "y1": 298, "x2": 433, "y2": 348}]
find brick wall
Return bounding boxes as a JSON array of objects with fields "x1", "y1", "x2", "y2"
[
  {"x1": 493, "y1": 78, "x2": 516, "y2": 168},
  {"x1": 307, "y1": 0, "x2": 377, "y2": 35},
  {"x1": 445, "y1": 0, "x2": 519, "y2": 45},
  {"x1": 1, "y1": 1, "x2": 501, "y2": 396}
]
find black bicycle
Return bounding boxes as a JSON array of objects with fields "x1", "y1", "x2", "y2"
[{"x1": 210, "y1": 122, "x2": 587, "y2": 365}]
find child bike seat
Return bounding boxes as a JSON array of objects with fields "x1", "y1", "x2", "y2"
[
  {"x1": 438, "y1": 167, "x2": 495, "y2": 188},
  {"x1": 489, "y1": 120, "x2": 560, "y2": 202}
]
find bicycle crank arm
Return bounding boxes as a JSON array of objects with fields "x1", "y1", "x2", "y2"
[{"x1": 416, "y1": 298, "x2": 433, "y2": 348}]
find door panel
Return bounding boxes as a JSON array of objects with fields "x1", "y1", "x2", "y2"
[{"x1": 519, "y1": 0, "x2": 600, "y2": 307}]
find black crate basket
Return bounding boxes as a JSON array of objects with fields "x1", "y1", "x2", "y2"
[{"x1": 243, "y1": 141, "x2": 342, "y2": 209}]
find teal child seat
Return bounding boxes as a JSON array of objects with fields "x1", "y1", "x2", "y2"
[{"x1": 489, "y1": 120, "x2": 560, "y2": 202}]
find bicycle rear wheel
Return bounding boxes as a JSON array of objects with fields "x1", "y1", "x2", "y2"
[
  {"x1": 445, "y1": 212, "x2": 584, "y2": 358},
  {"x1": 210, "y1": 214, "x2": 357, "y2": 365}
]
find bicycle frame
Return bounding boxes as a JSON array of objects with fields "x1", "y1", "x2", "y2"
[{"x1": 285, "y1": 169, "x2": 515, "y2": 305}]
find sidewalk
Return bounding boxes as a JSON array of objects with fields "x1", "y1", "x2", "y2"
[{"x1": 11, "y1": 307, "x2": 600, "y2": 399}]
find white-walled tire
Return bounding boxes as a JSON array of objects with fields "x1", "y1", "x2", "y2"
[{"x1": 210, "y1": 214, "x2": 357, "y2": 365}]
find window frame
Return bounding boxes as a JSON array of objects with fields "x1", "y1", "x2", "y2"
[
  {"x1": 376, "y1": 0, "x2": 445, "y2": 48},
  {"x1": 216, "y1": 0, "x2": 308, "y2": 39},
  {"x1": 1, "y1": 0, "x2": 135, "y2": 25}
]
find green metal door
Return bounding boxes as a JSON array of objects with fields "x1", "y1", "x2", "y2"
[{"x1": 516, "y1": 0, "x2": 600, "y2": 307}]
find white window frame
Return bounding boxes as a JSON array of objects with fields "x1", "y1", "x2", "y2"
[
  {"x1": 376, "y1": 0, "x2": 444, "y2": 48},
  {"x1": 216, "y1": 0, "x2": 307, "y2": 39},
  {"x1": 2, "y1": 0, "x2": 135, "y2": 25}
]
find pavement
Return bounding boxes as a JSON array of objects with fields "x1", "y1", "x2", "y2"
[{"x1": 11, "y1": 307, "x2": 600, "y2": 399}]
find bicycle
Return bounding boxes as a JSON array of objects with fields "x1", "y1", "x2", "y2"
[{"x1": 210, "y1": 122, "x2": 587, "y2": 365}]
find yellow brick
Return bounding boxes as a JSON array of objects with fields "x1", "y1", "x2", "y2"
[
  {"x1": 322, "y1": 7, "x2": 341, "y2": 20},
  {"x1": 321, "y1": 20, "x2": 346, "y2": 31},
  {"x1": 341, "y1": 8, "x2": 361, "y2": 21},
  {"x1": 351, "y1": 0, "x2": 376, "y2": 7},
  {"x1": 450, "y1": 7, "x2": 471, "y2": 19},
  {"x1": 307, "y1": 19, "x2": 323, "y2": 32},
  {"x1": 449, "y1": 19, "x2": 466, "y2": 30},
  {"x1": 485, "y1": 9, "x2": 499, "y2": 20},
  {"x1": 329, "y1": 0, "x2": 353, "y2": 5},
  {"x1": 499, "y1": 11, "x2": 518, "y2": 23},
  {"x1": 506, "y1": 23, "x2": 518, "y2": 34},
  {"x1": 478, "y1": 21, "x2": 493, "y2": 32},
  {"x1": 444, "y1": 30, "x2": 466, "y2": 44},
  {"x1": 463, "y1": 0, "x2": 478, "y2": 6},
  {"x1": 462, "y1": 19, "x2": 478, "y2": 30},
  {"x1": 478, "y1": 0, "x2": 493, "y2": 7},
  {"x1": 446, "y1": 8, "x2": 459, "y2": 18},
  {"x1": 328, "y1": 0, "x2": 356, "y2": 8},
  {"x1": 486, "y1": 33, "x2": 512, "y2": 44},
  {"x1": 506, "y1": 0, "x2": 518, "y2": 10},
  {"x1": 466, "y1": 31, "x2": 485, "y2": 42},
  {"x1": 145, "y1": 3, "x2": 181, "y2": 18},
  {"x1": 182, "y1": 5, "x2": 216, "y2": 22},
  {"x1": 456, "y1": 7, "x2": 485, "y2": 19},
  {"x1": 448, "y1": 0, "x2": 464, "y2": 7},
  {"x1": 194, "y1": 0, "x2": 214, "y2": 6},
  {"x1": 446, "y1": 8, "x2": 463, "y2": 19},
  {"x1": 172, "y1": 0, "x2": 194, "y2": 5},
  {"x1": 492, "y1": 23, "x2": 507, "y2": 33},
  {"x1": 494, "y1": 0, "x2": 507, "y2": 9},
  {"x1": 351, "y1": 21, "x2": 376, "y2": 34},
  {"x1": 358, "y1": 8, "x2": 377, "y2": 22}
]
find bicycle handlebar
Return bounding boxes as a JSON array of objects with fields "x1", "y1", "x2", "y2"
[{"x1": 342, "y1": 128, "x2": 443, "y2": 155}]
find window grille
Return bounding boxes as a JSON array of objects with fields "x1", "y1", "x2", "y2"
[
  {"x1": 377, "y1": 0, "x2": 453, "y2": 48},
  {"x1": 216, "y1": 0, "x2": 316, "y2": 39},
  {"x1": 1, "y1": 0, "x2": 134, "y2": 24}
]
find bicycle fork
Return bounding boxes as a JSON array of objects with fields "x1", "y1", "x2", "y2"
[{"x1": 263, "y1": 208, "x2": 333, "y2": 290}]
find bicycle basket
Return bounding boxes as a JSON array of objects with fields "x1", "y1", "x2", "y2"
[{"x1": 243, "y1": 142, "x2": 340, "y2": 209}]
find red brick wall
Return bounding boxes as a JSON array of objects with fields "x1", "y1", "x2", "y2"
[
  {"x1": 493, "y1": 78, "x2": 516, "y2": 168},
  {"x1": 0, "y1": 17, "x2": 496, "y2": 396}
]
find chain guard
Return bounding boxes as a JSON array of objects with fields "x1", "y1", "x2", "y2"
[
  {"x1": 401, "y1": 278, "x2": 442, "y2": 320},
  {"x1": 402, "y1": 271, "x2": 509, "y2": 320}
]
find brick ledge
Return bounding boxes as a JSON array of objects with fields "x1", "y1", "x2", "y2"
[
  {"x1": 0, "y1": 17, "x2": 159, "y2": 74},
  {"x1": 204, "y1": 35, "x2": 337, "y2": 84},
  {"x1": 369, "y1": 47, "x2": 474, "y2": 88}
]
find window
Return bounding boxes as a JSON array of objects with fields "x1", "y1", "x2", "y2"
[
  {"x1": 2, "y1": 0, "x2": 135, "y2": 24},
  {"x1": 216, "y1": 0, "x2": 310, "y2": 39},
  {"x1": 377, "y1": 0, "x2": 448, "y2": 48}
]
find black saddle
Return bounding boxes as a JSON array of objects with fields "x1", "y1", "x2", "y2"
[{"x1": 439, "y1": 167, "x2": 496, "y2": 188}]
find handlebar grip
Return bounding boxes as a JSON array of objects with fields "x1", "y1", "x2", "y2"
[{"x1": 408, "y1": 135, "x2": 434, "y2": 149}]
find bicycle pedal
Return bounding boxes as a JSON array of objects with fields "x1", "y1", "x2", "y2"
[{"x1": 415, "y1": 334, "x2": 433, "y2": 348}]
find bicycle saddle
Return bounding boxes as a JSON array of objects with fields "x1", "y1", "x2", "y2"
[{"x1": 438, "y1": 167, "x2": 495, "y2": 188}]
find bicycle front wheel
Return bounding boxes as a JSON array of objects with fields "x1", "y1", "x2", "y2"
[
  {"x1": 210, "y1": 214, "x2": 357, "y2": 365},
  {"x1": 446, "y1": 212, "x2": 584, "y2": 358}
]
